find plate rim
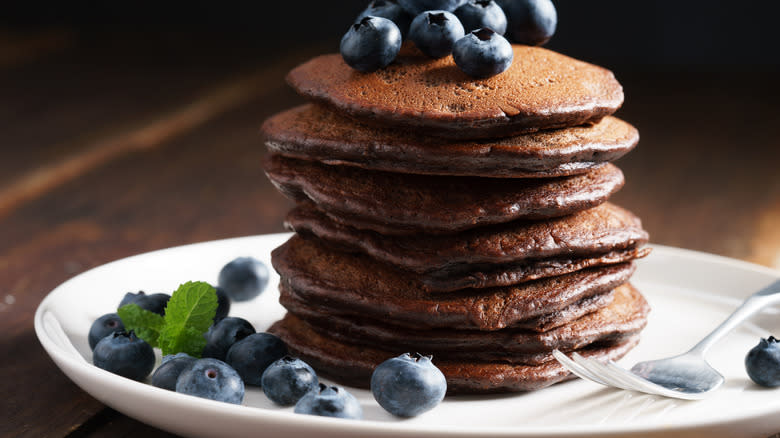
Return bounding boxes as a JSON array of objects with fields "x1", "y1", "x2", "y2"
[{"x1": 34, "y1": 233, "x2": 780, "y2": 437}]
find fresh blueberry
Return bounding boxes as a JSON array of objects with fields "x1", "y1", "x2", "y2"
[
  {"x1": 340, "y1": 16, "x2": 402, "y2": 73},
  {"x1": 152, "y1": 353, "x2": 197, "y2": 391},
  {"x1": 225, "y1": 333, "x2": 287, "y2": 386},
  {"x1": 371, "y1": 353, "x2": 446, "y2": 417},
  {"x1": 357, "y1": 0, "x2": 413, "y2": 38},
  {"x1": 496, "y1": 0, "x2": 557, "y2": 45},
  {"x1": 118, "y1": 291, "x2": 171, "y2": 316},
  {"x1": 454, "y1": 0, "x2": 507, "y2": 34},
  {"x1": 175, "y1": 358, "x2": 245, "y2": 404},
  {"x1": 409, "y1": 10, "x2": 465, "y2": 58},
  {"x1": 218, "y1": 257, "x2": 270, "y2": 302},
  {"x1": 453, "y1": 28, "x2": 513, "y2": 78},
  {"x1": 745, "y1": 336, "x2": 780, "y2": 387},
  {"x1": 88, "y1": 313, "x2": 125, "y2": 350},
  {"x1": 92, "y1": 331, "x2": 155, "y2": 381},
  {"x1": 261, "y1": 356, "x2": 319, "y2": 406},
  {"x1": 398, "y1": 0, "x2": 467, "y2": 15},
  {"x1": 162, "y1": 352, "x2": 193, "y2": 364},
  {"x1": 202, "y1": 316, "x2": 256, "y2": 361},
  {"x1": 214, "y1": 286, "x2": 231, "y2": 322},
  {"x1": 294, "y1": 384, "x2": 363, "y2": 420}
]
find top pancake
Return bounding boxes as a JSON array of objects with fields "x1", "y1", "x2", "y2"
[
  {"x1": 262, "y1": 104, "x2": 639, "y2": 178},
  {"x1": 286, "y1": 45, "x2": 624, "y2": 139}
]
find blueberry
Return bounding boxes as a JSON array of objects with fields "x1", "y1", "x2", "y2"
[
  {"x1": 118, "y1": 291, "x2": 171, "y2": 316},
  {"x1": 398, "y1": 0, "x2": 467, "y2": 15},
  {"x1": 294, "y1": 384, "x2": 363, "y2": 420},
  {"x1": 496, "y1": 0, "x2": 557, "y2": 45},
  {"x1": 454, "y1": 0, "x2": 507, "y2": 34},
  {"x1": 370, "y1": 353, "x2": 446, "y2": 417},
  {"x1": 88, "y1": 313, "x2": 125, "y2": 350},
  {"x1": 453, "y1": 28, "x2": 513, "y2": 78},
  {"x1": 409, "y1": 10, "x2": 465, "y2": 58},
  {"x1": 152, "y1": 353, "x2": 197, "y2": 391},
  {"x1": 340, "y1": 16, "x2": 402, "y2": 73},
  {"x1": 118, "y1": 291, "x2": 140, "y2": 308},
  {"x1": 357, "y1": 0, "x2": 413, "y2": 38},
  {"x1": 202, "y1": 316, "x2": 256, "y2": 361},
  {"x1": 214, "y1": 286, "x2": 231, "y2": 322},
  {"x1": 225, "y1": 333, "x2": 288, "y2": 386},
  {"x1": 92, "y1": 331, "x2": 155, "y2": 381},
  {"x1": 175, "y1": 358, "x2": 245, "y2": 404},
  {"x1": 162, "y1": 351, "x2": 193, "y2": 364},
  {"x1": 261, "y1": 356, "x2": 319, "y2": 406},
  {"x1": 217, "y1": 257, "x2": 270, "y2": 302},
  {"x1": 745, "y1": 336, "x2": 780, "y2": 387}
]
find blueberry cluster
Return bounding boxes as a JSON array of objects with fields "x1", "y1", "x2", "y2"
[
  {"x1": 340, "y1": 0, "x2": 557, "y2": 77},
  {"x1": 88, "y1": 256, "x2": 278, "y2": 404},
  {"x1": 87, "y1": 255, "x2": 452, "y2": 418},
  {"x1": 158, "y1": 319, "x2": 325, "y2": 408},
  {"x1": 84, "y1": 257, "x2": 356, "y2": 416},
  {"x1": 89, "y1": 311, "x2": 359, "y2": 416}
]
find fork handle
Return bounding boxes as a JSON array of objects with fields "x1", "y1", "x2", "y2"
[{"x1": 689, "y1": 278, "x2": 780, "y2": 356}]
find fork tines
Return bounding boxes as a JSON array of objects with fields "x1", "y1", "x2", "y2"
[{"x1": 552, "y1": 350, "x2": 707, "y2": 400}]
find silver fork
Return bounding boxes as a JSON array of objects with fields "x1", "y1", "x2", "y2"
[{"x1": 553, "y1": 278, "x2": 780, "y2": 400}]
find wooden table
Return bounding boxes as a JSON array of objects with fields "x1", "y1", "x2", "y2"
[{"x1": 2, "y1": 31, "x2": 779, "y2": 437}]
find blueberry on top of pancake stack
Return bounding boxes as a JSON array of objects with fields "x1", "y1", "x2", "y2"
[{"x1": 262, "y1": 0, "x2": 650, "y2": 395}]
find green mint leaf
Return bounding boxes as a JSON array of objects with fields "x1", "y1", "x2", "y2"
[
  {"x1": 158, "y1": 281, "x2": 217, "y2": 357},
  {"x1": 172, "y1": 326, "x2": 209, "y2": 360},
  {"x1": 117, "y1": 303, "x2": 164, "y2": 348}
]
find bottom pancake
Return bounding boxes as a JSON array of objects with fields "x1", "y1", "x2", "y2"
[{"x1": 269, "y1": 314, "x2": 641, "y2": 394}]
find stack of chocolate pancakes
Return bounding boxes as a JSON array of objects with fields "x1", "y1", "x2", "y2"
[{"x1": 262, "y1": 45, "x2": 650, "y2": 394}]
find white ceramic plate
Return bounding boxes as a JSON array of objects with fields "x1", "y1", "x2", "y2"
[{"x1": 35, "y1": 233, "x2": 780, "y2": 438}]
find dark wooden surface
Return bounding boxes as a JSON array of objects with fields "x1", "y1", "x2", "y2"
[{"x1": 1, "y1": 31, "x2": 779, "y2": 437}]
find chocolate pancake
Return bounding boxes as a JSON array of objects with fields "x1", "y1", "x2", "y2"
[
  {"x1": 272, "y1": 235, "x2": 635, "y2": 331},
  {"x1": 280, "y1": 276, "x2": 616, "y2": 334},
  {"x1": 283, "y1": 283, "x2": 648, "y2": 365},
  {"x1": 262, "y1": 104, "x2": 639, "y2": 178},
  {"x1": 269, "y1": 314, "x2": 641, "y2": 394},
  {"x1": 286, "y1": 203, "x2": 649, "y2": 291},
  {"x1": 286, "y1": 45, "x2": 624, "y2": 139},
  {"x1": 264, "y1": 154, "x2": 624, "y2": 235}
]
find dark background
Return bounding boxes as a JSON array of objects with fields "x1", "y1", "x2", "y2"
[
  {"x1": 3, "y1": 2, "x2": 780, "y2": 437},
  {"x1": 3, "y1": 0, "x2": 780, "y2": 70}
]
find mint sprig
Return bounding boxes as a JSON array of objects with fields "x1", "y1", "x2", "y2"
[
  {"x1": 117, "y1": 304, "x2": 164, "y2": 348},
  {"x1": 158, "y1": 282, "x2": 218, "y2": 356},
  {"x1": 117, "y1": 281, "x2": 218, "y2": 357}
]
